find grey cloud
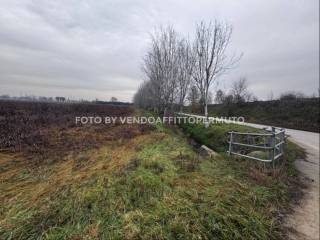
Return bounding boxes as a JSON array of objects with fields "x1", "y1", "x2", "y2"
[{"x1": 0, "y1": 0, "x2": 318, "y2": 101}]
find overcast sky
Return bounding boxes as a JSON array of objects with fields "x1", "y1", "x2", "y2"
[{"x1": 0, "y1": 0, "x2": 319, "y2": 102}]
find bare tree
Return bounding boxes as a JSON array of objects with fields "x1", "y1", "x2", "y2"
[
  {"x1": 193, "y1": 20, "x2": 241, "y2": 125},
  {"x1": 142, "y1": 26, "x2": 180, "y2": 115},
  {"x1": 214, "y1": 89, "x2": 225, "y2": 104},
  {"x1": 199, "y1": 91, "x2": 213, "y2": 110},
  {"x1": 142, "y1": 49, "x2": 162, "y2": 111},
  {"x1": 135, "y1": 21, "x2": 242, "y2": 116},
  {"x1": 55, "y1": 96, "x2": 66, "y2": 102},
  {"x1": 110, "y1": 96, "x2": 118, "y2": 102},
  {"x1": 207, "y1": 91, "x2": 213, "y2": 104},
  {"x1": 177, "y1": 39, "x2": 194, "y2": 112},
  {"x1": 230, "y1": 77, "x2": 257, "y2": 103},
  {"x1": 223, "y1": 94, "x2": 234, "y2": 105},
  {"x1": 133, "y1": 81, "x2": 155, "y2": 110},
  {"x1": 187, "y1": 85, "x2": 200, "y2": 112}
]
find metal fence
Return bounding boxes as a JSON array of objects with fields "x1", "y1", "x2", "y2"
[{"x1": 227, "y1": 127, "x2": 286, "y2": 167}]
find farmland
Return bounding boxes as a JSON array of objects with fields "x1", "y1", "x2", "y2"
[
  {"x1": 0, "y1": 100, "x2": 305, "y2": 239},
  {"x1": 0, "y1": 101, "x2": 152, "y2": 164}
]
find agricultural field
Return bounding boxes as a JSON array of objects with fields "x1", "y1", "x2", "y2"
[
  {"x1": 0, "y1": 101, "x2": 149, "y2": 163},
  {"x1": 0, "y1": 101, "x2": 305, "y2": 239}
]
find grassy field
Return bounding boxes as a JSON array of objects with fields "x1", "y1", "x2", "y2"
[{"x1": 0, "y1": 102, "x2": 305, "y2": 239}]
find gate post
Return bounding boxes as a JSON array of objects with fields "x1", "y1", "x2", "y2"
[
  {"x1": 271, "y1": 127, "x2": 276, "y2": 168},
  {"x1": 228, "y1": 131, "x2": 233, "y2": 156},
  {"x1": 280, "y1": 129, "x2": 285, "y2": 156}
]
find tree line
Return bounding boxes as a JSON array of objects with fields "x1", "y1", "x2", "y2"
[{"x1": 133, "y1": 20, "x2": 241, "y2": 119}]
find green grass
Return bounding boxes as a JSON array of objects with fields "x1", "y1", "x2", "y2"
[
  {"x1": 0, "y1": 122, "x2": 305, "y2": 239},
  {"x1": 179, "y1": 121, "x2": 261, "y2": 152}
]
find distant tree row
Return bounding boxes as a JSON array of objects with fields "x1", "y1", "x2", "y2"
[
  {"x1": 214, "y1": 77, "x2": 258, "y2": 105},
  {"x1": 278, "y1": 92, "x2": 315, "y2": 101},
  {"x1": 0, "y1": 95, "x2": 75, "y2": 103},
  {"x1": 133, "y1": 20, "x2": 241, "y2": 120},
  {"x1": 0, "y1": 95, "x2": 120, "y2": 103},
  {"x1": 214, "y1": 83, "x2": 318, "y2": 105}
]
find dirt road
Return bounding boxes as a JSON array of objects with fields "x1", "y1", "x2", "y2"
[{"x1": 178, "y1": 113, "x2": 319, "y2": 239}]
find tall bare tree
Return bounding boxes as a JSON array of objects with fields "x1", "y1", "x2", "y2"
[
  {"x1": 187, "y1": 85, "x2": 200, "y2": 112},
  {"x1": 142, "y1": 26, "x2": 179, "y2": 115},
  {"x1": 177, "y1": 39, "x2": 194, "y2": 112},
  {"x1": 133, "y1": 81, "x2": 156, "y2": 110},
  {"x1": 134, "y1": 21, "x2": 242, "y2": 117},
  {"x1": 193, "y1": 20, "x2": 241, "y2": 125}
]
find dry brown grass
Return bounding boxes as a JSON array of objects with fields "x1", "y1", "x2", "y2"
[{"x1": 0, "y1": 130, "x2": 162, "y2": 212}]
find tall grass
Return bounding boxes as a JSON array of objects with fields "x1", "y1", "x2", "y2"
[{"x1": 0, "y1": 123, "x2": 304, "y2": 239}]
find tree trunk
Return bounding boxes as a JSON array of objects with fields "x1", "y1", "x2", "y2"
[
  {"x1": 179, "y1": 102, "x2": 183, "y2": 113},
  {"x1": 164, "y1": 107, "x2": 168, "y2": 124},
  {"x1": 204, "y1": 103, "x2": 208, "y2": 118},
  {"x1": 204, "y1": 103, "x2": 209, "y2": 128}
]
